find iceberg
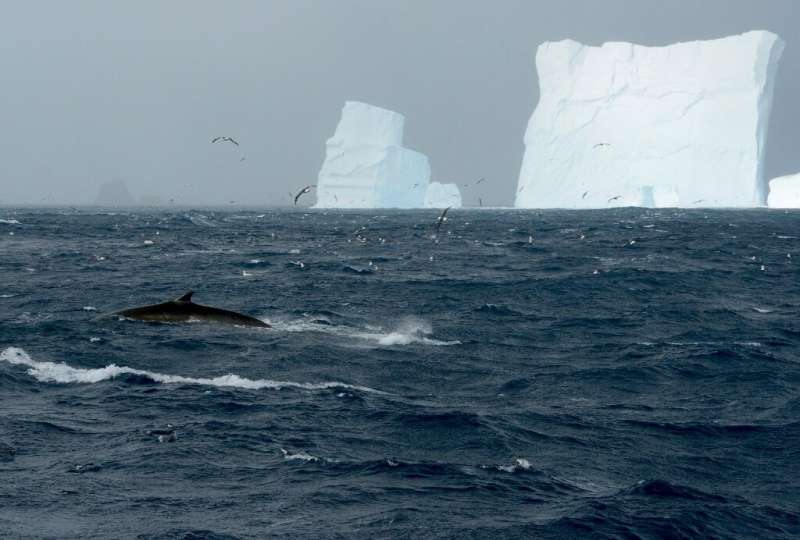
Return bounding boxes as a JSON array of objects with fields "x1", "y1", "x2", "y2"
[
  {"x1": 515, "y1": 31, "x2": 785, "y2": 208},
  {"x1": 314, "y1": 101, "x2": 431, "y2": 208},
  {"x1": 424, "y1": 182, "x2": 462, "y2": 208},
  {"x1": 768, "y1": 174, "x2": 800, "y2": 208}
]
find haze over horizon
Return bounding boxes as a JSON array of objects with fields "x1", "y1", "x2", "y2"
[{"x1": 2, "y1": 0, "x2": 799, "y2": 206}]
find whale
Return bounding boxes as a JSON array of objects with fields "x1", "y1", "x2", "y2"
[{"x1": 104, "y1": 291, "x2": 269, "y2": 328}]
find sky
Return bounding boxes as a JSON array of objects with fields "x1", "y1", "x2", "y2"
[{"x1": 1, "y1": 0, "x2": 798, "y2": 206}]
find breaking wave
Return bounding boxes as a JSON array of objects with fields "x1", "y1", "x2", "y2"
[{"x1": 0, "y1": 347, "x2": 384, "y2": 394}]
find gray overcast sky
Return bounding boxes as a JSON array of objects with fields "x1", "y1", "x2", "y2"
[{"x1": 1, "y1": 0, "x2": 798, "y2": 206}]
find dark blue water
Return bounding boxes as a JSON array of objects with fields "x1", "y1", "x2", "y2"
[{"x1": 1, "y1": 208, "x2": 799, "y2": 539}]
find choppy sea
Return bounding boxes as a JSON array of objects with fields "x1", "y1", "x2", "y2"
[{"x1": 1, "y1": 207, "x2": 799, "y2": 539}]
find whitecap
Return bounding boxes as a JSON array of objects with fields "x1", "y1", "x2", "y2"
[
  {"x1": 0, "y1": 348, "x2": 385, "y2": 394},
  {"x1": 0, "y1": 219, "x2": 20, "y2": 225},
  {"x1": 280, "y1": 448, "x2": 320, "y2": 462},
  {"x1": 490, "y1": 458, "x2": 532, "y2": 473}
]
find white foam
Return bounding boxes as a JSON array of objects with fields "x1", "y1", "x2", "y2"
[
  {"x1": 492, "y1": 458, "x2": 533, "y2": 473},
  {"x1": 280, "y1": 448, "x2": 320, "y2": 462},
  {"x1": 0, "y1": 219, "x2": 20, "y2": 224},
  {"x1": 267, "y1": 316, "x2": 460, "y2": 347},
  {"x1": 0, "y1": 348, "x2": 384, "y2": 394}
]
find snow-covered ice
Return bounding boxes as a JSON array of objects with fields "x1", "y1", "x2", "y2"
[
  {"x1": 768, "y1": 174, "x2": 800, "y2": 208},
  {"x1": 424, "y1": 182, "x2": 462, "y2": 208},
  {"x1": 515, "y1": 31, "x2": 784, "y2": 208},
  {"x1": 314, "y1": 101, "x2": 431, "y2": 208}
]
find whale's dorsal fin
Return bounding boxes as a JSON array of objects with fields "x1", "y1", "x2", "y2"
[{"x1": 174, "y1": 291, "x2": 194, "y2": 303}]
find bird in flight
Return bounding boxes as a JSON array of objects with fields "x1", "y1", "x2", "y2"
[
  {"x1": 294, "y1": 185, "x2": 315, "y2": 205},
  {"x1": 582, "y1": 191, "x2": 589, "y2": 199},
  {"x1": 434, "y1": 207, "x2": 451, "y2": 236},
  {"x1": 212, "y1": 136, "x2": 239, "y2": 146},
  {"x1": 608, "y1": 195, "x2": 621, "y2": 202},
  {"x1": 475, "y1": 177, "x2": 486, "y2": 184},
  {"x1": 593, "y1": 142, "x2": 611, "y2": 148}
]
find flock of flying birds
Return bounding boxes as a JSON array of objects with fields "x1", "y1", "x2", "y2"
[
  {"x1": 210, "y1": 135, "x2": 493, "y2": 209},
  {"x1": 212, "y1": 135, "x2": 316, "y2": 206},
  {"x1": 210, "y1": 137, "x2": 630, "y2": 211}
]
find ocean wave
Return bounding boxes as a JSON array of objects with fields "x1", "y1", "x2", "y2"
[
  {"x1": 0, "y1": 347, "x2": 384, "y2": 394},
  {"x1": 474, "y1": 303, "x2": 525, "y2": 316},
  {"x1": 624, "y1": 479, "x2": 729, "y2": 502},
  {"x1": 0, "y1": 218, "x2": 20, "y2": 224}
]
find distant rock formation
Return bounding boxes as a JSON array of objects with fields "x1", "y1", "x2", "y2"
[{"x1": 94, "y1": 180, "x2": 136, "y2": 206}]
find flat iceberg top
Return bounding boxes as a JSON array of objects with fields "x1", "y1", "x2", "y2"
[
  {"x1": 538, "y1": 31, "x2": 782, "y2": 95},
  {"x1": 329, "y1": 101, "x2": 405, "y2": 148},
  {"x1": 516, "y1": 31, "x2": 785, "y2": 209},
  {"x1": 768, "y1": 174, "x2": 800, "y2": 209}
]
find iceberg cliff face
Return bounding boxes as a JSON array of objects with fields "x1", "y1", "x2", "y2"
[
  {"x1": 515, "y1": 31, "x2": 784, "y2": 208},
  {"x1": 424, "y1": 182, "x2": 462, "y2": 208},
  {"x1": 768, "y1": 174, "x2": 800, "y2": 208},
  {"x1": 314, "y1": 101, "x2": 430, "y2": 208}
]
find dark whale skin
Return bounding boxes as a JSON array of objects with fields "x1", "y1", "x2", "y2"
[{"x1": 106, "y1": 292, "x2": 269, "y2": 328}]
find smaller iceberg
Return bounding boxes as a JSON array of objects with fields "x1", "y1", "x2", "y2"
[
  {"x1": 768, "y1": 174, "x2": 800, "y2": 208},
  {"x1": 424, "y1": 182, "x2": 462, "y2": 208},
  {"x1": 314, "y1": 101, "x2": 431, "y2": 208}
]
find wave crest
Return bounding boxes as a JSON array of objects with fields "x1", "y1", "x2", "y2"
[{"x1": 0, "y1": 347, "x2": 384, "y2": 394}]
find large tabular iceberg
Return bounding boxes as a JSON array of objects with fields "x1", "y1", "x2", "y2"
[
  {"x1": 424, "y1": 182, "x2": 462, "y2": 208},
  {"x1": 515, "y1": 31, "x2": 784, "y2": 208},
  {"x1": 314, "y1": 101, "x2": 430, "y2": 208},
  {"x1": 768, "y1": 174, "x2": 800, "y2": 208}
]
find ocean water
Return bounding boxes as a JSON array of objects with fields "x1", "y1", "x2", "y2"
[{"x1": 1, "y1": 207, "x2": 799, "y2": 539}]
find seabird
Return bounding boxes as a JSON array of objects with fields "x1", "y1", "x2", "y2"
[
  {"x1": 294, "y1": 185, "x2": 315, "y2": 205},
  {"x1": 434, "y1": 207, "x2": 451, "y2": 236},
  {"x1": 582, "y1": 191, "x2": 588, "y2": 199},
  {"x1": 475, "y1": 177, "x2": 486, "y2": 185},
  {"x1": 608, "y1": 195, "x2": 621, "y2": 202},
  {"x1": 593, "y1": 142, "x2": 611, "y2": 148},
  {"x1": 212, "y1": 136, "x2": 240, "y2": 146}
]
